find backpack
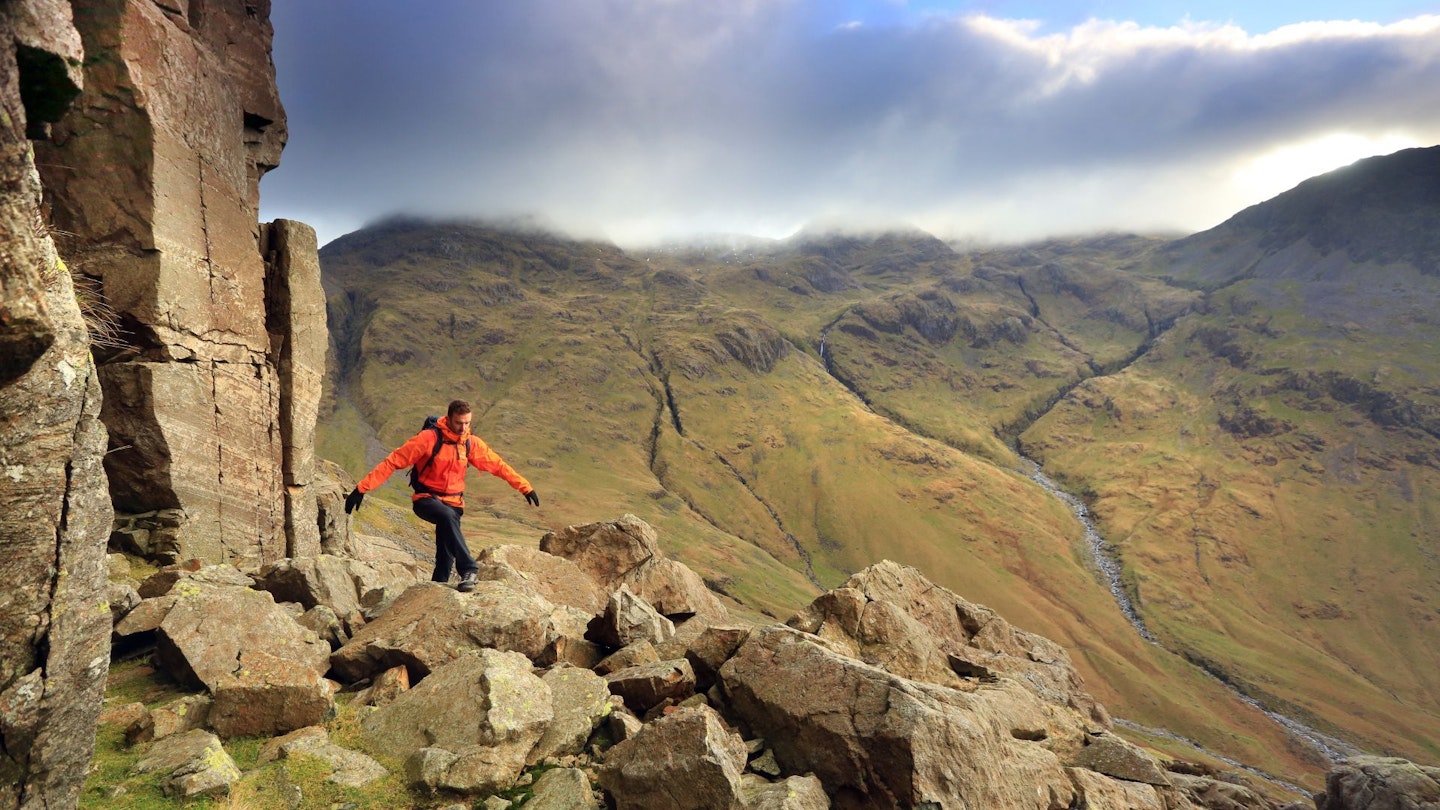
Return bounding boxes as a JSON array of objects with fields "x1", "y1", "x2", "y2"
[{"x1": 408, "y1": 415, "x2": 471, "y2": 496}]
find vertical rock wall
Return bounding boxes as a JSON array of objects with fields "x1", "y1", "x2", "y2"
[
  {"x1": 1, "y1": 3, "x2": 112, "y2": 808},
  {"x1": 36, "y1": 0, "x2": 321, "y2": 569}
]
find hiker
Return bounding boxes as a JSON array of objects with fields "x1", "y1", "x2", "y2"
[{"x1": 342, "y1": 399, "x2": 539, "y2": 592}]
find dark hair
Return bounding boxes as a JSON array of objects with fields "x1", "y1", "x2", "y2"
[{"x1": 447, "y1": 400, "x2": 472, "y2": 418}]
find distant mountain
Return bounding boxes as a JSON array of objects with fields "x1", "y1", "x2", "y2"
[
  {"x1": 1162, "y1": 145, "x2": 1440, "y2": 285},
  {"x1": 318, "y1": 148, "x2": 1440, "y2": 792}
]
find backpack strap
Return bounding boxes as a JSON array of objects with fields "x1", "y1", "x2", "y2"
[{"x1": 410, "y1": 424, "x2": 462, "y2": 496}]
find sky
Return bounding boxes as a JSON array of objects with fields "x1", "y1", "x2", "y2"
[{"x1": 258, "y1": 1, "x2": 1440, "y2": 248}]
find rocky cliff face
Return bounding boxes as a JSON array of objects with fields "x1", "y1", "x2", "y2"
[
  {"x1": 34, "y1": 0, "x2": 324, "y2": 569},
  {"x1": 1, "y1": 3, "x2": 111, "y2": 808},
  {"x1": 4, "y1": 0, "x2": 321, "y2": 806}
]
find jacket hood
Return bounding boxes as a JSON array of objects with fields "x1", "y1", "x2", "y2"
[{"x1": 437, "y1": 415, "x2": 469, "y2": 442}]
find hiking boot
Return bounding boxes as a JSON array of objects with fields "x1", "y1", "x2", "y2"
[{"x1": 457, "y1": 572, "x2": 478, "y2": 593}]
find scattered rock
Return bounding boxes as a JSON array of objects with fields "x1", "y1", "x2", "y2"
[
  {"x1": 598, "y1": 705, "x2": 749, "y2": 810},
  {"x1": 477, "y1": 544, "x2": 608, "y2": 616},
  {"x1": 1169, "y1": 772, "x2": 1276, "y2": 810},
  {"x1": 740, "y1": 773, "x2": 832, "y2": 810},
  {"x1": 684, "y1": 625, "x2": 751, "y2": 691},
  {"x1": 524, "y1": 767, "x2": 599, "y2": 809},
  {"x1": 606, "y1": 659, "x2": 697, "y2": 716},
  {"x1": 134, "y1": 729, "x2": 241, "y2": 798},
  {"x1": 1318, "y1": 755, "x2": 1440, "y2": 809},
  {"x1": 365, "y1": 650, "x2": 552, "y2": 793},
  {"x1": 591, "y1": 586, "x2": 675, "y2": 649},
  {"x1": 208, "y1": 649, "x2": 337, "y2": 738},
  {"x1": 330, "y1": 581, "x2": 562, "y2": 682},
  {"x1": 540, "y1": 515, "x2": 660, "y2": 586},
  {"x1": 154, "y1": 585, "x2": 330, "y2": 693},
  {"x1": 530, "y1": 665, "x2": 613, "y2": 764},
  {"x1": 1066, "y1": 766, "x2": 1169, "y2": 810},
  {"x1": 1069, "y1": 732, "x2": 1171, "y2": 786},
  {"x1": 255, "y1": 725, "x2": 387, "y2": 787},
  {"x1": 596, "y1": 640, "x2": 661, "y2": 675},
  {"x1": 126, "y1": 694, "x2": 212, "y2": 745}
]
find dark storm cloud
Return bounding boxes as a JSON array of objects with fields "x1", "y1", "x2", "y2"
[{"x1": 259, "y1": 2, "x2": 1440, "y2": 245}]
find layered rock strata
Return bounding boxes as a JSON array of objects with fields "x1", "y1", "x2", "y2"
[{"x1": 35, "y1": 0, "x2": 322, "y2": 569}]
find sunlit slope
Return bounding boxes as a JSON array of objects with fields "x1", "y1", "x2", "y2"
[
  {"x1": 319, "y1": 220, "x2": 1328, "y2": 789},
  {"x1": 1022, "y1": 149, "x2": 1440, "y2": 762}
]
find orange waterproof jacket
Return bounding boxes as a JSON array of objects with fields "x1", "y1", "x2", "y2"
[{"x1": 356, "y1": 416, "x2": 532, "y2": 509}]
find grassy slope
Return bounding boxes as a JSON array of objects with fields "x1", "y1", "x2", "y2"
[
  {"x1": 318, "y1": 213, "x2": 1440, "y2": 790},
  {"x1": 1021, "y1": 275, "x2": 1440, "y2": 762}
]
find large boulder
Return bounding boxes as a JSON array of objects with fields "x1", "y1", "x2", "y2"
[
  {"x1": 1169, "y1": 772, "x2": 1276, "y2": 810},
  {"x1": 477, "y1": 544, "x2": 608, "y2": 616},
  {"x1": 253, "y1": 554, "x2": 367, "y2": 619},
  {"x1": 741, "y1": 774, "x2": 832, "y2": 810},
  {"x1": 208, "y1": 649, "x2": 337, "y2": 738},
  {"x1": 529, "y1": 665, "x2": 613, "y2": 764},
  {"x1": 154, "y1": 583, "x2": 330, "y2": 692},
  {"x1": 540, "y1": 516, "x2": 728, "y2": 636},
  {"x1": 719, "y1": 625, "x2": 1089, "y2": 810},
  {"x1": 1318, "y1": 755, "x2": 1440, "y2": 809},
  {"x1": 789, "y1": 560, "x2": 1107, "y2": 723},
  {"x1": 541, "y1": 514, "x2": 661, "y2": 585},
  {"x1": 363, "y1": 650, "x2": 553, "y2": 794},
  {"x1": 597, "y1": 705, "x2": 749, "y2": 810},
  {"x1": 329, "y1": 581, "x2": 567, "y2": 683}
]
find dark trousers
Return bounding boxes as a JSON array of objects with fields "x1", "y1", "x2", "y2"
[{"x1": 413, "y1": 496, "x2": 475, "y2": 583}]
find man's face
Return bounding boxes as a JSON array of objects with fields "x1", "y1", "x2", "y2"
[{"x1": 451, "y1": 413, "x2": 472, "y2": 434}]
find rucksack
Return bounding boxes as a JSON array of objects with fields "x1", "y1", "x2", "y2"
[{"x1": 408, "y1": 415, "x2": 471, "y2": 496}]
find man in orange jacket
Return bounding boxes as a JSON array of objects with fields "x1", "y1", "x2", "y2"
[{"x1": 343, "y1": 399, "x2": 539, "y2": 592}]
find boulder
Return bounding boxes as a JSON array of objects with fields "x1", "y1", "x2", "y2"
[
  {"x1": 627, "y1": 557, "x2": 727, "y2": 622},
  {"x1": 330, "y1": 581, "x2": 563, "y2": 682},
  {"x1": 720, "y1": 625, "x2": 1090, "y2": 810},
  {"x1": 740, "y1": 774, "x2": 832, "y2": 810},
  {"x1": 530, "y1": 665, "x2": 613, "y2": 764},
  {"x1": 253, "y1": 555, "x2": 365, "y2": 618},
  {"x1": 477, "y1": 544, "x2": 608, "y2": 616},
  {"x1": 154, "y1": 585, "x2": 330, "y2": 692},
  {"x1": 541, "y1": 515, "x2": 660, "y2": 585},
  {"x1": 596, "y1": 641, "x2": 661, "y2": 676},
  {"x1": 367, "y1": 664, "x2": 412, "y2": 707},
  {"x1": 108, "y1": 580, "x2": 143, "y2": 626},
  {"x1": 789, "y1": 560, "x2": 1107, "y2": 723},
  {"x1": 592, "y1": 586, "x2": 675, "y2": 649},
  {"x1": 297, "y1": 604, "x2": 349, "y2": 650},
  {"x1": 684, "y1": 625, "x2": 752, "y2": 691},
  {"x1": 1066, "y1": 767, "x2": 1171, "y2": 810},
  {"x1": 525, "y1": 766, "x2": 599, "y2": 809},
  {"x1": 126, "y1": 695, "x2": 212, "y2": 745},
  {"x1": 1169, "y1": 772, "x2": 1276, "y2": 810},
  {"x1": 208, "y1": 649, "x2": 337, "y2": 738},
  {"x1": 134, "y1": 729, "x2": 241, "y2": 799},
  {"x1": 1318, "y1": 755, "x2": 1440, "y2": 809},
  {"x1": 137, "y1": 564, "x2": 254, "y2": 598},
  {"x1": 606, "y1": 659, "x2": 697, "y2": 716},
  {"x1": 540, "y1": 516, "x2": 727, "y2": 650},
  {"x1": 538, "y1": 635, "x2": 605, "y2": 670},
  {"x1": 256, "y1": 725, "x2": 388, "y2": 788},
  {"x1": 598, "y1": 705, "x2": 749, "y2": 810},
  {"x1": 1069, "y1": 732, "x2": 1171, "y2": 786},
  {"x1": 363, "y1": 650, "x2": 553, "y2": 794}
]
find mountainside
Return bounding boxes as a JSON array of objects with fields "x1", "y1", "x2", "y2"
[{"x1": 319, "y1": 147, "x2": 1440, "y2": 791}]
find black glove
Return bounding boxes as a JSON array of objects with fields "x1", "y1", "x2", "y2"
[
  {"x1": 524, "y1": 490, "x2": 540, "y2": 507},
  {"x1": 344, "y1": 488, "x2": 365, "y2": 514}
]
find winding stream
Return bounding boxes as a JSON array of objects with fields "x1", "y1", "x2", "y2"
[{"x1": 1018, "y1": 454, "x2": 1361, "y2": 768}]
